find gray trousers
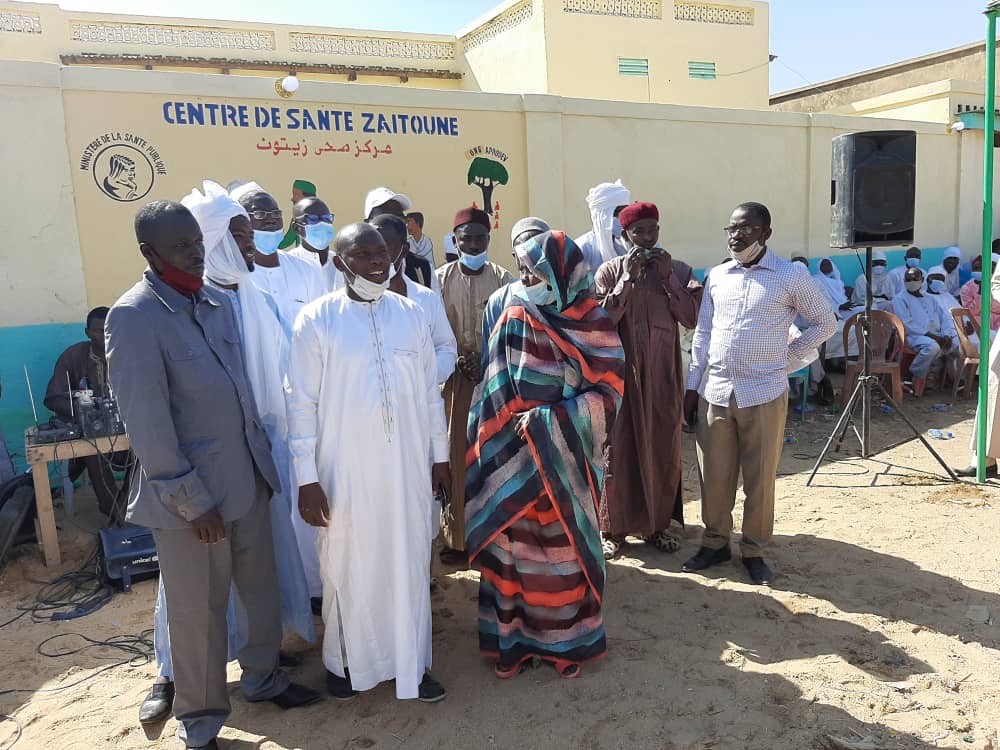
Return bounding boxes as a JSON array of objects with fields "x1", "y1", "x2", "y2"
[{"x1": 152, "y1": 479, "x2": 288, "y2": 748}]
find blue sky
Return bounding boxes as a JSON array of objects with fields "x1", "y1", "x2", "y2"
[{"x1": 57, "y1": 0, "x2": 993, "y2": 94}]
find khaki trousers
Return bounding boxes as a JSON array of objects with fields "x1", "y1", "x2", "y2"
[{"x1": 695, "y1": 392, "x2": 787, "y2": 558}]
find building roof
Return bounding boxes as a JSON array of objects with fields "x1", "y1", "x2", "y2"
[{"x1": 770, "y1": 39, "x2": 994, "y2": 105}]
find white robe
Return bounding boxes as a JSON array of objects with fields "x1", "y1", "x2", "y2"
[
  {"x1": 286, "y1": 245, "x2": 344, "y2": 293},
  {"x1": 286, "y1": 290, "x2": 448, "y2": 698},
  {"x1": 574, "y1": 230, "x2": 628, "y2": 277},
  {"x1": 403, "y1": 276, "x2": 458, "y2": 384},
  {"x1": 408, "y1": 234, "x2": 435, "y2": 268},
  {"x1": 252, "y1": 252, "x2": 328, "y2": 332},
  {"x1": 852, "y1": 271, "x2": 895, "y2": 311}
]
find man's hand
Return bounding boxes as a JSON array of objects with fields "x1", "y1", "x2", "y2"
[
  {"x1": 298, "y1": 482, "x2": 330, "y2": 528},
  {"x1": 931, "y1": 333, "x2": 952, "y2": 351},
  {"x1": 431, "y1": 462, "x2": 452, "y2": 495},
  {"x1": 624, "y1": 245, "x2": 645, "y2": 281},
  {"x1": 513, "y1": 411, "x2": 531, "y2": 440},
  {"x1": 649, "y1": 249, "x2": 673, "y2": 282},
  {"x1": 191, "y1": 508, "x2": 226, "y2": 544},
  {"x1": 683, "y1": 390, "x2": 700, "y2": 428},
  {"x1": 839, "y1": 301, "x2": 855, "y2": 312}
]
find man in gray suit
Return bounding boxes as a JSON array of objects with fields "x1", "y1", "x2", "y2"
[{"x1": 106, "y1": 201, "x2": 320, "y2": 750}]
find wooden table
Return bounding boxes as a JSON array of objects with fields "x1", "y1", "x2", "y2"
[{"x1": 24, "y1": 429, "x2": 130, "y2": 567}]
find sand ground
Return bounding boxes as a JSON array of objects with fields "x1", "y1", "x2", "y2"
[{"x1": 1, "y1": 392, "x2": 999, "y2": 750}]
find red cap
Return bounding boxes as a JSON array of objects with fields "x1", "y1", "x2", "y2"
[
  {"x1": 453, "y1": 206, "x2": 491, "y2": 232},
  {"x1": 618, "y1": 202, "x2": 659, "y2": 229}
]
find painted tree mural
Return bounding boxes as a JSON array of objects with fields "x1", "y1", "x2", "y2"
[{"x1": 467, "y1": 157, "x2": 509, "y2": 216}]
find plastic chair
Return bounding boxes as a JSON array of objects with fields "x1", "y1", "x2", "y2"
[
  {"x1": 841, "y1": 310, "x2": 905, "y2": 408},
  {"x1": 787, "y1": 366, "x2": 810, "y2": 422},
  {"x1": 950, "y1": 307, "x2": 981, "y2": 399}
]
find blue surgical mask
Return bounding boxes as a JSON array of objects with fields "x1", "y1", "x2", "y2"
[
  {"x1": 905, "y1": 257, "x2": 921, "y2": 268},
  {"x1": 253, "y1": 229, "x2": 283, "y2": 255},
  {"x1": 523, "y1": 281, "x2": 556, "y2": 307},
  {"x1": 612, "y1": 218, "x2": 623, "y2": 238},
  {"x1": 929, "y1": 279, "x2": 945, "y2": 293},
  {"x1": 973, "y1": 271, "x2": 983, "y2": 282},
  {"x1": 459, "y1": 252, "x2": 487, "y2": 271},
  {"x1": 872, "y1": 264, "x2": 887, "y2": 276},
  {"x1": 304, "y1": 221, "x2": 334, "y2": 250}
]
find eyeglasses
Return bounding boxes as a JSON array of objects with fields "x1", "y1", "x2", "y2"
[
  {"x1": 723, "y1": 225, "x2": 761, "y2": 238},
  {"x1": 249, "y1": 210, "x2": 283, "y2": 221},
  {"x1": 297, "y1": 213, "x2": 334, "y2": 226}
]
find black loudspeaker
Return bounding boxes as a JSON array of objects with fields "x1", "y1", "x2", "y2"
[{"x1": 831, "y1": 130, "x2": 916, "y2": 248}]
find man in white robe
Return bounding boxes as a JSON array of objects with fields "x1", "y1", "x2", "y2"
[
  {"x1": 888, "y1": 247, "x2": 925, "y2": 295},
  {"x1": 285, "y1": 196, "x2": 344, "y2": 293},
  {"x1": 893, "y1": 267, "x2": 953, "y2": 396},
  {"x1": 942, "y1": 246, "x2": 962, "y2": 296},
  {"x1": 287, "y1": 223, "x2": 451, "y2": 703},
  {"x1": 230, "y1": 182, "x2": 327, "y2": 332},
  {"x1": 371, "y1": 214, "x2": 457, "y2": 384},
  {"x1": 852, "y1": 250, "x2": 895, "y2": 311},
  {"x1": 575, "y1": 179, "x2": 631, "y2": 275}
]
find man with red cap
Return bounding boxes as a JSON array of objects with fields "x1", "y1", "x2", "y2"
[
  {"x1": 436, "y1": 207, "x2": 513, "y2": 563},
  {"x1": 594, "y1": 202, "x2": 703, "y2": 560}
]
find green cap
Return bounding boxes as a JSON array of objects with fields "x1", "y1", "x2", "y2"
[{"x1": 293, "y1": 179, "x2": 317, "y2": 195}]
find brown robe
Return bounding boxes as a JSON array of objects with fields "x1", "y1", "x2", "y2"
[
  {"x1": 595, "y1": 255, "x2": 703, "y2": 537},
  {"x1": 437, "y1": 260, "x2": 514, "y2": 550}
]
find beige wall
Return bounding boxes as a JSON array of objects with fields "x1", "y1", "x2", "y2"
[
  {"x1": 0, "y1": 61, "x2": 88, "y2": 326},
  {"x1": 460, "y1": 0, "x2": 549, "y2": 95},
  {"x1": 0, "y1": 59, "x2": 974, "y2": 329},
  {"x1": 540, "y1": 0, "x2": 769, "y2": 108}
]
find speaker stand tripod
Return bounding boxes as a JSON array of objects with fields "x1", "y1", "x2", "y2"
[{"x1": 805, "y1": 247, "x2": 958, "y2": 485}]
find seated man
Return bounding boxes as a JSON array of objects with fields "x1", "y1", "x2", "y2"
[
  {"x1": 43, "y1": 306, "x2": 127, "y2": 518},
  {"x1": 852, "y1": 250, "x2": 894, "y2": 312},
  {"x1": 893, "y1": 268, "x2": 953, "y2": 397}
]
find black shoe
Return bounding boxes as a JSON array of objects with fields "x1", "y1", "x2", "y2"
[
  {"x1": 310, "y1": 597, "x2": 323, "y2": 616},
  {"x1": 417, "y1": 674, "x2": 447, "y2": 703},
  {"x1": 279, "y1": 650, "x2": 304, "y2": 668},
  {"x1": 326, "y1": 669, "x2": 359, "y2": 701},
  {"x1": 681, "y1": 545, "x2": 732, "y2": 573},
  {"x1": 954, "y1": 464, "x2": 998, "y2": 478},
  {"x1": 265, "y1": 682, "x2": 323, "y2": 709},
  {"x1": 743, "y1": 556, "x2": 774, "y2": 586},
  {"x1": 188, "y1": 741, "x2": 218, "y2": 750},
  {"x1": 138, "y1": 680, "x2": 174, "y2": 724}
]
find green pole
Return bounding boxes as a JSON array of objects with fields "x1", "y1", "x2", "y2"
[{"x1": 979, "y1": 6, "x2": 998, "y2": 483}]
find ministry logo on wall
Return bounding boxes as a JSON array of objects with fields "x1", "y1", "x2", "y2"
[
  {"x1": 465, "y1": 145, "x2": 509, "y2": 227},
  {"x1": 79, "y1": 133, "x2": 167, "y2": 203}
]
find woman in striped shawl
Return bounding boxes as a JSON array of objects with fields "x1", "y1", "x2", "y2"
[{"x1": 465, "y1": 230, "x2": 625, "y2": 679}]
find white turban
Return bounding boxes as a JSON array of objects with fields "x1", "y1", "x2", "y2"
[
  {"x1": 180, "y1": 180, "x2": 287, "y2": 432},
  {"x1": 181, "y1": 180, "x2": 250, "y2": 286},
  {"x1": 585, "y1": 179, "x2": 631, "y2": 266},
  {"x1": 229, "y1": 180, "x2": 270, "y2": 205}
]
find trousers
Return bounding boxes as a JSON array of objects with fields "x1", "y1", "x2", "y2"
[
  {"x1": 151, "y1": 478, "x2": 288, "y2": 747},
  {"x1": 695, "y1": 392, "x2": 788, "y2": 557}
]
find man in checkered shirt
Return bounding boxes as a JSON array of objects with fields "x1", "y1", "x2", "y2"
[{"x1": 682, "y1": 203, "x2": 836, "y2": 585}]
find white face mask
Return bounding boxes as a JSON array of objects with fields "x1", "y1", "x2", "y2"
[
  {"x1": 729, "y1": 240, "x2": 763, "y2": 266},
  {"x1": 904, "y1": 280, "x2": 923, "y2": 293},
  {"x1": 342, "y1": 259, "x2": 390, "y2": 302}
]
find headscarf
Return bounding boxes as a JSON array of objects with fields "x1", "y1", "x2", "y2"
[
  {"x1": 180, "y1": 180, "x2": 288, "y2": 434},
  {"x1": 814, "y1": 256, "x2": 847, "y2": 308},
  {"x1": 466, "y1": 229, "x2": 624, "y2": 601},
  {"x1": 585, "y1": 179, "x2": 631, "y2": 267},
  {"x1": 513, "y1": 230, "x2": 593, "y2": 314},
  {"x1": 928, "y1": 263, "x2": 962, "y2": 316},
  {"x1": 510, "y1": 217, "x2": 550, "y2": 247}
]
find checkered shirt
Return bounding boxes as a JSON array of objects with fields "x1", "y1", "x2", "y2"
[{"x1": 687, "y1": 249, "x2": 837, "y2": 408}]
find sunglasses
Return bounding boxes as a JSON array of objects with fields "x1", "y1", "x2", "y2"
[
  {"x1": 723, "y1": 225, "x2": 761, "y2": 238},
  {"x1": 296, "y1": 213, "x2": 334, "y2": 226},
  {"x1": 249, "y1": 210, "x2": 283, "y2": 221}
]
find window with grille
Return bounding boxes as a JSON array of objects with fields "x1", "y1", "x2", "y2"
[
  {"x1": 618, "y1": 57, "x2": 649, "y2": 76},
  {"x1": 688, "y1": 61, "x2": 717, "y2": 79}
]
